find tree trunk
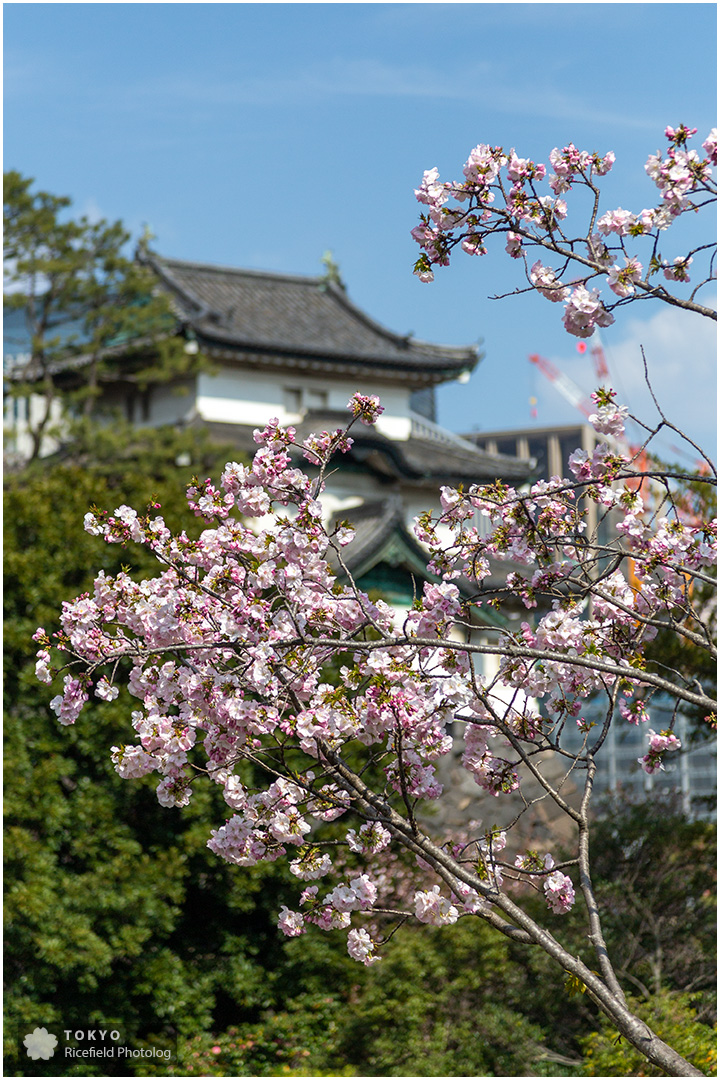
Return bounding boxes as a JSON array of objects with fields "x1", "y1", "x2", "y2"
[{"x1": 494, "y1": 891, "x2": 704, "y2": 1076}]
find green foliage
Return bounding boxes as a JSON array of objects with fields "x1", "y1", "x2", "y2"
[
  {"x1": 173, "y1": 919, "x2": 556, "y2": 1078},
  {"x1": 3, "y1": 171, "x2": 207, "y2": 460},
  {"x1": 588, "y1": 797, "x2": 716, "y2": 1010},
  {"x1": 328, "y1": 918, "x2": 550, "y2": 1076},
  {"x1": 4, "y1": 433, "x2": 295, "y2": 1077},
  {"x1": 4, "y1": 426, "x2": 716, "y2": 1078},
  {"x1": 499, "y1": 797, "x2": 716, "y2": 1066},
  {"x1": 179, "y1": 996, "x2": 354, "y2": 1077},
  {"x1": 581, "y1": 992, "x2": 717, "y2": 1076}
]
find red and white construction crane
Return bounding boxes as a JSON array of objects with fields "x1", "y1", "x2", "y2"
[
  {"x1": 528, "y1": 347, "x2": 633, "y2": 460},
  {"x1": 528, "y1": 346, "x2": 666, "y2": 525},
  {"x1": 529, "y1": 330, "x2": 611, "y2": 421},
  {"x1": 578, "y1": 335, "x2": 610, "y2": 380},
  {"x1": 528, "y1": 353, "x2": 595, "y2": 418}
]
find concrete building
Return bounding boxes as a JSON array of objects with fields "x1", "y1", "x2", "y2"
[{"x1": 466, "y1": 422, "x2": 716, "y2": 818}]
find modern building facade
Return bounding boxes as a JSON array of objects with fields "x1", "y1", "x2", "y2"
[{"x1": 467, "y1": 421, "x2": 716, "y2": 818}]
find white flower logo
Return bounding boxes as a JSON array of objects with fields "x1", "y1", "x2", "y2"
[{"x1": 23, "y1": 1027, "x2": 58, "y2": 1060}]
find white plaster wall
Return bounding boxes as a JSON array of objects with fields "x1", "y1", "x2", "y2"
[
  {"x1": 196, "y1": 367, "x2": 413, "y2": 436},
  {"x1": 322, "y1": 470, "x2": 393, "y2": 506},
  {"x1": 147, "y1": 380, "x2": 198, "y2": 425},
  {"x1": 4, "y1": 393, "x2": 65, "y2": 459},
  {"x1": 319, "y1": 491, "x2": 366, "y2": 520},
  {"x1": 197, "y1": 369, "x2": 286, "y2": 426}
]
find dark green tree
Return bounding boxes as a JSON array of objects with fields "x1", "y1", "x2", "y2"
[
  {"x1": 180, "y1": 919, "x2": 554, "y2": 1078},
  {"x1": 4, "y1": 172, "x2": 202, "y2": 461},
  {"x1": 581, "y1": 992, "x2": 716, "y2": 1077},
  {"x1": 3, "y1": 433, "x2": 297, "y2": 1077},
  {"x1": 585, "y1": 798, "x2": 716, "y2": 1010}
]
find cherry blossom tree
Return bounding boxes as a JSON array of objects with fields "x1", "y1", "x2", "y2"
[
  {"x1": 412, "y1": 123, "x2": 716, "y2": 333},
  {"x1": 35, "y1": 127, "x2": 716, "y2": 1076}
]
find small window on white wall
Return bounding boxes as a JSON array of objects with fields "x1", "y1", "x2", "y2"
[
  {"x1": 283, "y1": 387, "x2": 302, "y2": 414},
  {"x1": 306, "y1": 389, "x2": 328, "y2": 410},
  {"x1": 283, "y1": 387, "x2": 328, "y2": 414}
]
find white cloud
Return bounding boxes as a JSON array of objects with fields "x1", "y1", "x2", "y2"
[
  {"x1": 119, "y1": 58, "x2": 483, "y2": 110},
  {"x1": 585, "y1": 299, "x2": 716, "y2": 462},
  {"x1": 80, "y1": 197, "x2": 105, "y2": 225},
  {"x1": 117, "y1": 57, "x2": 656, "y2": 131}
]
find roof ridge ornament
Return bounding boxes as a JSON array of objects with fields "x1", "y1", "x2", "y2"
[
  {"x1": 135, "y1": 224, "x2": 156, "y2": 261},
  {"x1": 319, "y1": 250, "x2": 345, "y2": 292}
]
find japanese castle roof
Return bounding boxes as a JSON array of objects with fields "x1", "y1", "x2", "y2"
[
  {"x1": 199, "y1": 407, "x2": 534, "y2": 487},
  {"x1": 140, "y1": 251, "x2": 479, "y2": 385},
  {"x1": 326, "y1": 496, "x2": 508, "y2": 627}
]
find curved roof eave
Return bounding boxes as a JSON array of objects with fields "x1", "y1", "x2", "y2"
[
  {"x1": 140, "y1": 250, "x2": 481, "y2": 380},
  {"x1": 329, "y1": 498, "x2": 508, "y2": 630},
  {"x1": 192, "y1": 330, "x2": 477, "y2": 381}
]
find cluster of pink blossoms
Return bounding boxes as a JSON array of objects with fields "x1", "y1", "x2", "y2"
[
  {"x1": 412, "y1": 125, "x2": 716, "y2": 336},
  {"x1": 415, "y1": 394, "x2": 714, "y2": 760},
  {"x1": 514, "y1": 851, "x2": 575, "y2": 914},
  {"x1": 34, "y1": 389, "x2": 715, "y2": 963},
  {"x1": 646, "y1": 125, "x2": 716, "y2": 214},
  {"x1": 638, "y1": 730, "x2": 683, "y2": 775},
  {"x1": 347, "y1": 393, "x2": 384, "y2": 426},
  {"x1": 414, "y1": 885, "x2": 459, "y2": 925},
  {"x1": 587, "y1": 389, "x2": 629, "y2": 438},
  {"x1": 544, "y1": 870, "x2": 576, "y2": 915}
]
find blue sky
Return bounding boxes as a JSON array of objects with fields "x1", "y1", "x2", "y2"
[{"x1": 4, "y1": 2, "x2": 717, "y2": 457}]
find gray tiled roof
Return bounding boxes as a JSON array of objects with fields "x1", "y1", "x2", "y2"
[
  {"x1": 141, "y1": 252, "x2": 479, "y2": 383},
  {"x1": 294, "y1": 410, "x2": 534, "y2": 485},
  {"x1": 197, "y1": 410, "x2": 533, "y2": 486},
  {"x1": 326, "y1": 496, "x2": 415, "y2": 578},
  {"x1": 326, "y1": 497, "x2": 508, "y2": 626}
]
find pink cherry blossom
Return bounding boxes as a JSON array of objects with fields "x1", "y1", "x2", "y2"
[
  {"x1": 588, "y1": 401, "x2": 629, "y2": 438},
  {"x1": 414, "y1": 167, "x2": 447, "y2": 207},
  {"x1": 278, "y1": 906, "x2": 306, "y2": 937},
  {"x1": 530, "y1": 261, "x2": 569, "y2": 303},
  {"x1": 347, "y1": 392, "x2": 384, "y2": 426},
  {"x1": 597, "y1": 208, "x2": 637, "y2": 237},
  {"x1": 35, "y1": 649, "x2": 53, "y2": 684},
  {"x1": 414, "y1": 886, "x2": 459, "y2": 926},
  {"x1": 544, "y1": 871, "x2": 576, "y2": 914},
  {"x1": 638, "y1": 729, "x2": 682, "y2": 774},
  {"x1": 346, "y1": 822, "x2": 392, "y2": 854},
  {"x1": 663, "y1": 256, "x2": 693, "y2": 282},
  {"x1": 347, "y1": 927, "x2": 379, "y2": 965},
  {"x1": 619, "y1": 699, "x2": 650, "y2": 725},
  {"x1": 607, "y1": 257, "x2": 643, "y2": 298},
  {"x1": 505, "y1": 231, "x2": 523, "y2": 258},
  {"x1": 463, "y1": 143, "x2": 505, "y2": 185},
  {"x1": 409, "y1": 125, "x2": 714, "y2": 344},
  {"x1": 562, "y1": 286, "x2": 615, "y2": 338},
  {"x1": 49, "y1": 675, "x2": 89, "y2": 726},
  {"x1": 702, "y1": 128, "x2": 717, "y2": 164},
  {"x1": 95, "y1": 677, "x2": 119, "y2": 701}
]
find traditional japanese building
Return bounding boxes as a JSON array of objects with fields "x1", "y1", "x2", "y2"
[
  {"x1": 4, "y1": 250, "x2": 534, "y2": 623},
  {"x1": 138, "y1": 253, "x2": 536, "y2": 612}
]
